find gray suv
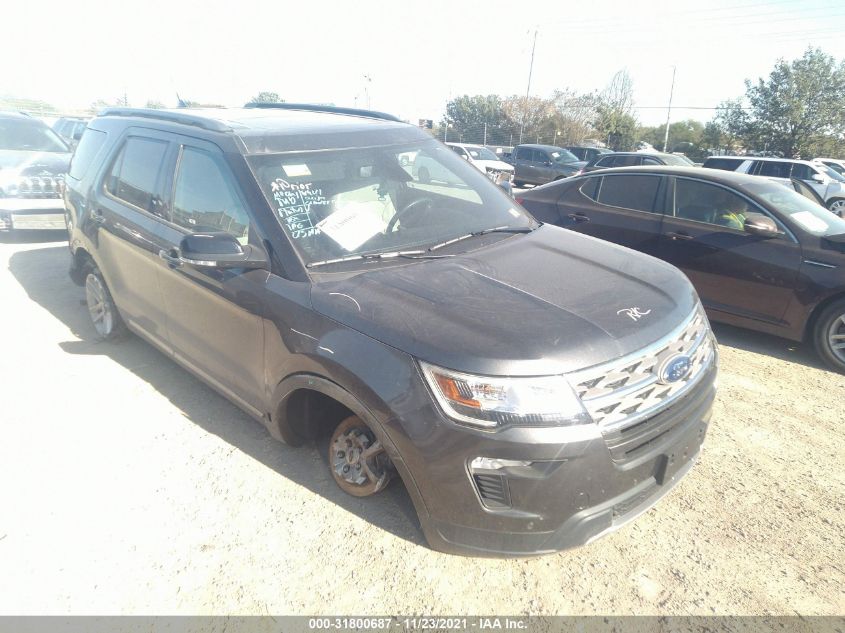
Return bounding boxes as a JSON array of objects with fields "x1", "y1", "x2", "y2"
[
  {"x1": 512, "y1": 144, "x2": 586, "y2": 187},
  {"x1": 64, "y1": 104, "x2": 717, "y2": 556}
]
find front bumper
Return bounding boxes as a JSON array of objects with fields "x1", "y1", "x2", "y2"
[
  {"x1": 388, "y1": 362, "x2": 716, "y2": 557},
  {"x1": 0, "y1": 199, "x2": 66, "y2": 231}
]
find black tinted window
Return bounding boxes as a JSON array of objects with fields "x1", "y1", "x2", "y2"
[
  {"x1": 702, "y1": 158, "x2": 743, "y2": 171},
  {"x1": 642, "y1": 157, "x2": 661, "y2": 165},
  {"x1": 597, "y1": 175, "x2": 660, "y2": 212},
  {"x1": 68, "y1": 129, "x2": 107, "y2": 181},
  {"x1": 674, "y1": 178, "x2": 753, "y2": 230},
  {"x1": 172, "y1": 148, "x2": 250, "y2": 242},
  {"x1": 790, "y1": 163, "x2": 814, "y2": 180},
  {"x1": 515, "y1": 148, "x2": 530, "y2": 160},
  {"x1": 106, "y1": 137, "x2": 168, "y2": 216},
  {"x1": 579, "y1": 177, "x2": 600, "y2": 200},
  {"x1": 532, "y1": 150, "x2": 547, "y2": 162},
  {"x1": 614, "y1": 155, "x2": 640, "y2": 167},
  {"x1": 757, "y1": 161, "x2": 791, "y2": 178},
  {"x1": 596, "y1": 156, "x2": 615, "y2": 167}
]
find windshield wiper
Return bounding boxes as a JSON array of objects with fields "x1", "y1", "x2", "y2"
[
  {"x1": 307, "y1": 226, "x2": 536, "y2": 268},
  {"x1": 428, "y1": 225, "x2": 535, "y2": 252},
  {"x1": 307, "y1": 249, "x2": 454, "y2": 269}
]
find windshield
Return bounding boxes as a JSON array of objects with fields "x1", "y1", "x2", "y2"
[
  {"x1": 662, "y1": 154, "x2": 693, "y2": 166},
  {"x1": 821, "y1": 161, "x2": 845, "y2": 175},
  {"x1": 743, "y1": 180, "x2": 845, "y2": 236},
  {"x1": 466, "y1": 146, "x2": 500, "y2": 161},
  {"x1": 0, "y1": 118, "x2": 68, "y2": 153},
  {"x1": 821, "y1": 165, "x2": 845, "y2": 183},
  {"x1": 247, "y1": 139, "x2": 533, "y2": 267},
  {"x1": 550, "y1": 149, "x2": 579, "y2": 164}
]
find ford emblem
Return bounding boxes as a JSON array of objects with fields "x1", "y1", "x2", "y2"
[{"x1": 656, "y1": 353, "x2": 692, "y2": 385}]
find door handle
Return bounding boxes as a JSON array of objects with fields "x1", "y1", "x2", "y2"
[
  {"x1": 158, "y1": 249, "x2": 183, "y2": 267},
  {"x1": 667, "y1": 231, "x2": 693, "y2": 241},
  {"x1": 91, "y1": 210, "x2": 106, "y2": 225},
  {"x1": 567, "y1": 213, "x2": 590, "y2": 223}
]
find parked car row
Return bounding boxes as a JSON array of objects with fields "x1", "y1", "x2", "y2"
[{"x1": 517, "y1": 165, "x2": 845, "y2": 373}]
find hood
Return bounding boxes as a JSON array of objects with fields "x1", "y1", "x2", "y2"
[
  {"x1": 473, "y1": 159, "x2": 514, "y2": 172},
  {"x1": 0, "y1": 150, "x2": 70, "y2": 176},
  {"x1": 312, "y1": 225, "x2": 699, "y2": 376},
  {"x1": 556, "y1": 160, "x2": 587, "y2": 173}
]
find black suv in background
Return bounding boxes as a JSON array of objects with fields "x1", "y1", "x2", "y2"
[
  {"x1": 64, "y1": 105, "x2": 716, "y2": 556},
  {"x1": 511, "y1": 144, "x2": 586, "y2": 186},
  {"x1": 0, "y1": 111, "x2": 70, "y2": 234},
  {"x1": 566, "y1": 146, "x2": 612, "y2": 163},
  {"x1": 517, "y1": 165, "x2": 845, "y2": 372}
]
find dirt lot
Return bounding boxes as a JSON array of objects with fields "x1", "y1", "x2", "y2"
[{"x1": 0, "y1": 233, "x2": 842, "y2": 616}]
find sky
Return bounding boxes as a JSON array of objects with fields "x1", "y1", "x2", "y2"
[{"x1": 4, "y1": 0, "x2": 845, "y2": 127}]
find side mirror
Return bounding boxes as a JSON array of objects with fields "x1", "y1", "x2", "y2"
[
  {"x1": 743, "y1": 212, "x2": 780, "y2": 238},
  {"x1": 179, "y1": 232, "x2": 268, "y2": 269},
  {"x1": 811, "y1": 172, "x2": 826, "y2": 183}
]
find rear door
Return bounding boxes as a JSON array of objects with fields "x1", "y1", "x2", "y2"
[
  {"x1": 155, "y1": 138, "x2": 268, "y2": 414},
  {"x1": 513, "y1": 147, "x2": 534, "y2": 182},
  {"x1": 658, "y1": 176, "x2": 802, "y2": 324},
  {"x1": 555, "y1": 173, "x2": 665, "y2": 255},
  {"x1": 92, "y1": 131, "x2": 175, "y2": 350}
]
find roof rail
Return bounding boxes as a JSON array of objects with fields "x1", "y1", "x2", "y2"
[
  {"x1": 97, "y1": 108, "x2": 232, "y2": 133},
  {"x1": 244, "y1": 102, "x2": 402, "y2": 123}
]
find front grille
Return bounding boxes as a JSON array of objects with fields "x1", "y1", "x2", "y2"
[
  {"x1": 14, "y1": 176, "x2": 64, "y2": 199},
  {"x1": 571, "y1": 305, "x2": 714, "y2": 429},
  {"x1": 472, "y1": 473, "x2": 511, "y2": 509}
]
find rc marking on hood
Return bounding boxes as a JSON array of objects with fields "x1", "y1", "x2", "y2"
[{"x1": 617, "y1": 307, "x2": 652, "y2": 322}]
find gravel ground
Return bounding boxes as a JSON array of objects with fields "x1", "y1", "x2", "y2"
[{"x1": 0, "y1": 233, "x2": 843, "y2": 616}]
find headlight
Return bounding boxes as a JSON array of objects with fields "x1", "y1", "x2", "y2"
[{"x1": 420, "y1": 361, "x2": 589, "y2": 429}]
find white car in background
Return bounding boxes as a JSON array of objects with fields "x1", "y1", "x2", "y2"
[
  {"x1": 815, "y1": 157, "x2": 845, "y2": 176},
  {"x1": 445, "y1": 142, "x2": 514, "y2": 176}
]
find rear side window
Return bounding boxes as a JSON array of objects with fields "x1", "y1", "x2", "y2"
[
  {"x1": 595, "y1": 156, "x2": 615, "y2": 167},
  {"x1": 171, "y1": 148, "x2": 250, "y2": 243},
  {"x1": 596, "y1": 175, "x2": 661, "y2": 213},
  {"x1": 106, "y1": 137, "x2": 169, "y2": 216},
  {"x1": 68, "y1": 129, "x2": 107, "y2": 180},
  {"x1": 614, "y1": 155, "x2": 640, "y2": 167},
  {"x1": 756, "y1": 161, "x2": 791, "y2": 179},
  {"x1": 642, "y1": 157, "x2": 661, "y2": 165},
  {"x1": 515, "y1": 147, "x2": 530, "y2": 160},
  {"x1": 702, "y1": 158, "x2": 743, "y2": 171}
]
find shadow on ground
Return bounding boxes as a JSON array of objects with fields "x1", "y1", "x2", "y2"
[
  {"x1": 7, "y1": 244, "x2": 424, "y2": 547},
  {"x1": 0, "y1": 229, "x2": 68, "y2": 244},
  {"x1": 710, "y1": 321, "x2": 828, "y2": 371}
]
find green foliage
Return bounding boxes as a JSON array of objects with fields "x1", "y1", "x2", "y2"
[{"x1": 250, "y1": 91, "x2": 283, "y2": 104}]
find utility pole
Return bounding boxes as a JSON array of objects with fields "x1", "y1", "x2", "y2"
[
  {"x1": 519, "y1": 29, "x2": 538, "y2": 145},
  {"x1": 363, "y1": 74, "x2": 372, "y2": 109},
  {"x1": 483, "y1": 122, "x2": 487, "y2": 145},
  {"x1": 663, "y1": 66, "x2": 676, "y2": 153}
]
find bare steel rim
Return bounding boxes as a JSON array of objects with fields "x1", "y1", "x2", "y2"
[
  {"x1": 827, "y1": 312, "x2": 845, "y2": 364},
  {"x1": 85, "y1": 273, "x2": 114, "y2": 337},
  {"x1": 329, "y1": 416, "x2": 393, "y2": 497}
]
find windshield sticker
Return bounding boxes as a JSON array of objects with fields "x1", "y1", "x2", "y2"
[
  {"x1": 271, "y1": 178, "x2": 330, "y2": 238},
  {"x1": 281, "y1": 164, "x2": 312, "y2": 178},
  {"x1": 316, "y1": 203, "x2": 387, "y2": 251},
  {"x1": 791, "y1": 210, "x2": 829, "y2": 233}
]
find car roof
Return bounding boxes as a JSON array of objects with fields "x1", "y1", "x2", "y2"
[
  {"x1": 517, "y1": 143, "x2": 566, "y2": 151},
  {"x1": 603, "y1": 151, "x2": 676, "y2": 157},
  {"x1": 573, "y1": 164, "x2": 775, "y2": 187},
  {"x1": 710, "y1": 155, "x2": 818, "y2": 165},
  {"x1": 0, "y1": 111, "x2": 34, "y2": 120},
  {"x1": 92, "y1": 105, "x2": 429, "y2": 154}
]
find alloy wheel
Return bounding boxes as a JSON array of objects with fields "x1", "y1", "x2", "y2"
[
  {"x1": 827, "y1": 313, "x2": 845, "y2": 365},
  {"x1": 329, "y1": 417, "x2": 392, "y2": 497},
  {"x1": 85, "y1": 273, "x2": 114, "y2": 338}
]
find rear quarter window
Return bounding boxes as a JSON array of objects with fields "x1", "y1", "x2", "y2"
[
  {"x1": 702, "y1": 158, "x2": 743, "y2": 171},
  {"x1": 68, "y1": 129, "x2": 108, "y2": 180},
  {"x1": 579, "y1": 177, "x2": 601, "y2": 200},
  {"x1": 596, "y1": 174, "x2": 661, "y2": 213}
]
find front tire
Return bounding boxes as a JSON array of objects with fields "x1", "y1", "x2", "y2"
[
  {"x1": 827, "y1": 198, "x2": 845, "y2": 217},
  {"x1": 813, "y1": 299, "x2": 845, "y2": 373},
  {"x1": 83, "y1": 264, "x2": 126, "y2": 341},
  {"x1": 328, "y1": 415, "x2": 393, "y2": 497}
]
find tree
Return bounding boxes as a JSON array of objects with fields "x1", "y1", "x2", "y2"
[
  {"x1": 744, "y1": 47, "x2": 845, "y2": 157},
  {"x1": 501, "y1": 95, "x2": 554, "y2": 144},
  {"x1": 712, "y1": 99, "x2": 749, "y2": 153},
  {"x1": 441, "y1": 94, "x2": 516, "y2": 145},
  {"x1": 594, "y1": 70, "x2": 638, "y2": 151},
  {"x1": 250, "y1": 91, "x2": 283, "y2": 104},
  {"x1": 549, "y1": 89, "x2": 599, "y2": 145}
]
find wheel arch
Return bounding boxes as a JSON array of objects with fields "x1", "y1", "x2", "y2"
[
  {"x1": 269, "y1": 373, "x2": 432, "y2": 521},
  {"x1": 69, "y1": 246, "x2": 95, "y2": 286},
  {"x1": 804, "y1": 290, "x2": 845, "y2": 341}
]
